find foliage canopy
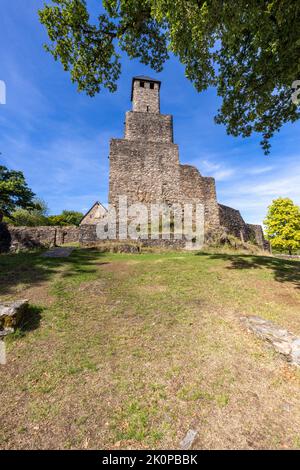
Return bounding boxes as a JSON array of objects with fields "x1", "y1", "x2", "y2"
[
  {"x1": 39, "y1": 0, "x2": 300, "y2": 153},
  {"x1": 264, "y1": 197, "x2": 300, "y2": 254},
  {"x1": 0, "y1": 165, "x2": 35, "y2": 220},
  {"x1": 47, "y1": 210, "x2": 84, "y2": 226}
]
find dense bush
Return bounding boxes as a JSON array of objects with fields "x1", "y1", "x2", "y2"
[{"x1": 47, "y1": 210, "x2": 83, "y2": 226}]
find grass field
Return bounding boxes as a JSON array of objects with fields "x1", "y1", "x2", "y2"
[{"x1": 1, "y1": 248, "x2": 300, "y2": 450}]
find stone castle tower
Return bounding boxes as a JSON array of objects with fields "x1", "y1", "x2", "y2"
[
  {"x1": 109, "y1": 76, "x2": 220, "y2": 235},
  {"x1": 81, "y1": 75, "x2": 267, "y2": 249}
]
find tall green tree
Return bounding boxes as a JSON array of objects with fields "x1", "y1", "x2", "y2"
[
  {"x1": 7, "y1": 199, "x2": 49, "y2": 226},
  {"x1": 39, "y1": 0, "x2": 300, "y2": 153},
  {"x1": 264, "y1": 198, "x2": 300, "y2": 254},
  {"x1": 0, "y1": 165, "x2": 35, "y2": 221}
]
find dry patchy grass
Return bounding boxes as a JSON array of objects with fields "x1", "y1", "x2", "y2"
[{"x1": 0, "y1": 248, "x2": 300, "y2": 449}]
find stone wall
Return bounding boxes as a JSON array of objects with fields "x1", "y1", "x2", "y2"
[
  {"x1": 79, "y1": 224, "x2": 189, "y2": 250},
  {"x1": 109, "y1": 151, "x2": 220, "y2": 234},
  {"x1": 179, "y1": 165, "x2": 220, "y2": 232},
  {"x1": 55, "y1": 226, "x2": 79, "y2": 245},
  {"x1": 246, "y1": 224, "x2": 270, "y2": 250},
  {"x1": 79, "y1": 224, "x2": 97, "y2": 245},
  {"x1": 0, "y1": 223, "x2": 79, "y2": 252},
  {"x1": 218, "y1": 204, "x2": 268, "y2": 249},
  {"x1": 109, "y1": 139, "x2": 181, "y2": 207},
  {"x1": 219, "y1": 204, "x2": 248, "y2": 240}
]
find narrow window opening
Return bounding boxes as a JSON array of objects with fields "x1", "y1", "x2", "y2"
[
  {"x1": 140, "y1": 81, "x2": 145, "y2": 88},
  {"x1": 150, "y1": 82, "x2": 154, "y2": 90},
  {"x1": 146, "y1": 105, "x2": 149, "y2": 112}
]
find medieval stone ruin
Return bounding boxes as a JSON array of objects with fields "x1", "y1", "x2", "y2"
[
  {"x1": 81, "y1": 75, "x2": 267, "y2": 249},
  {"x1": 0, "y1": 75, "x2": 268, "y2": 252}
]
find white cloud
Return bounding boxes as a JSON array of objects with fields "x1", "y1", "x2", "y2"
[
  {"x1": 187, "y1": 158, "x2": 236, "y2": 181},
  {"x1": 218, "y1": 157, "x2": 300, "y2": 224},
  {"x1": 247, "y1": 166, "x2": 274, "y2": 175},
  {"x1": 212, "y1": 168, "x2": 236, "y2": 181},
  {"x1": 182, "y1": 151, "x2": 300, "y2": 225}
]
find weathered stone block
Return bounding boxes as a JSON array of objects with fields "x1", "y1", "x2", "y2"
[
  {"x1": 241, "y1": 315, "x2": 300, "y2": 366},
  {"x1": 0, "y1": 300, "x2": 29, "y2": 335},
  {"x1": 180, "y1": 429, "x2": 198, "y2": 450}
]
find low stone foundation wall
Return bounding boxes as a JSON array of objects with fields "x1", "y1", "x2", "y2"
[
  {"x1": 0, "y1": 223, "x2": 79, "y2": 252},
  {"x1": 0, "y1": 220, "x2": 270, "y2": 253},
  {"x1": 79, "y1": 223, "x2": 271, "y2": 252},
  {"x1": 79, "y1": 225, "x2": 188, "y2": 250}
]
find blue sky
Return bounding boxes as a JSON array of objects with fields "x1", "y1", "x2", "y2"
[{"x1": 1, "y1": 0, "x2": 299, "y2": 224}]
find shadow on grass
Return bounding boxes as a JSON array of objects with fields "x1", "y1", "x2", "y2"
[
  {"x1": 20, "y1": 305, "x2": 43, "y2": 332},
  {"x1": 0, "y1": 248, "x2": 107, "y2": 296},
  {"x1": 196, "y1": 252, "x2": 300, "y2": 289},
  {"x1": 6, "y1": 305, "x2": 43, "y2": 340}
]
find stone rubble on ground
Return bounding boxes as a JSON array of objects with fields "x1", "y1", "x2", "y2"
[
  {"x1": 0, "y1": 299, "x2": 29, "y2": 336},
  {"x1": 240, "y1": 315, "x2": 300, "y2": 366},
  {"x1": 41, "y1": 247, "x2": 75, "y2": 258},
  {"x1": 276, "y1": 254, "x2": 300, "y2": 259},
  {"x1": 180, "y1": 429, "x2": 198, "y2": 450}
]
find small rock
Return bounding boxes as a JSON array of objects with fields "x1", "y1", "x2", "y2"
[
  {"x1": 180, "y1": 429, "x2": 198, "y2": 450},
  {"x1": 282, "y1": 401, "x2": 292, "y2": 412}
]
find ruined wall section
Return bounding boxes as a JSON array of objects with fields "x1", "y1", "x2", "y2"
[
  {"x1": 125, "y1": 111, "x2": 173, "y2": 143},
  {"x1": 179, "y1": 165, "x2": 220, "y2": 231},
  {"x1": 0, "y1": 224, "x2": 79, "y2": 252},
  {"x1": 219, "y1": 204, "x2": 247, "y2": 239},
  {"x1": 219, "y1": 204, "x2": 268, "y2": 249},
  {"x1": 246, "y1": 224, "x2": 270, "y2": 250}
]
